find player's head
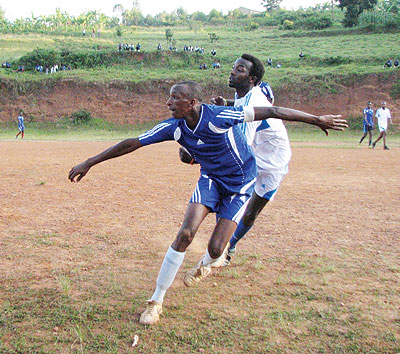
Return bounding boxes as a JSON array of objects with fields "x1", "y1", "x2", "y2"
[
  {"x1": 229, "y1": 54, "x2": 265, "y2": 91},
  {"x1": 381, "y1": 101, "x2": 386, "y2": 108},
  {"x1": 367, "y1": 101, "x2": 371, "y2": 108},
  {"x1": 167, "y1": 81, "x2": 203, "y2": 119}
]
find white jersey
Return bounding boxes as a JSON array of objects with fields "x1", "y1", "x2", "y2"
[
  {"x1": 234, "y1": 85, "x2": 291, "y2": 199},
  {"x1": 375, "y1": 107, "x2": 391, "y2": 131}
]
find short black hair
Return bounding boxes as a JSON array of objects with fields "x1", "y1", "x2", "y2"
[
  {"x1": 241, "y1": 53, "x2": 265, "y2": 85},
  {"x1": 175, "y1": 81, "x2": 203, "y2": 102}
]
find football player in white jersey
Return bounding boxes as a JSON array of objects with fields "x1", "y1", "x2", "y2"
[{"x1": 180, "y1": 54, "x2": 333, "y2": 267}]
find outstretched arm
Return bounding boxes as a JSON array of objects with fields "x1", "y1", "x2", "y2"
[
  {"x1": 249, "y1": 106, "x2": 348, "y2": 135},
  {"x1": 68, "y1": 138, "x2": 142, "y2": 182},
  {"x1": 211, "y1": 96, "x2": 234, "y2": 106}
]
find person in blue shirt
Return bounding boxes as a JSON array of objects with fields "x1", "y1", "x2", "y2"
[
  {"x1": 15, "y1": 111, "x2": 25, "y2": 139},
  {"x1": 68, "y1": 81, "x2": 347, "y2": 326},
  {"x1": 359, "y1": 101, "x2": 374, "y2": 146}
]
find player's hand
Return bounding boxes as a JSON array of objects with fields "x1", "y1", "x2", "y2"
[
  {"x1": 68, "y1": 161, "x2": 91, "y2": 182},
  {"x1": 179, "y1": 147, "x2": 194, "y2": 164},
  {"x1": 211, "y1": 96, "x2": 227, "y2": 106},
  {"x1": 317, "y1": 115, "x2": 348, "y2": 135}
]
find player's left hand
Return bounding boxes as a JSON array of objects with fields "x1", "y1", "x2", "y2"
[
  {"x1": 68, "y1": 161, "x2": 91, "y2": 182},
  {"x1": 317, "y1": 115, "x2": 348, "y2": 135}
]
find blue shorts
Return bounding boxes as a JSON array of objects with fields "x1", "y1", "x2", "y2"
[
  {"x1": 363, "y1": 123, "x2": 373, "y2": 133},
  {"x1": 190, "y1": 174, "x2": 255, "y2": 223}
]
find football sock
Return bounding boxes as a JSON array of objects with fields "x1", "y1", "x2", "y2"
[
  {"x1": 151, "y1": 246, "x2": 185, "y2": 304},
  {"x1": 229, "y1": 219, "x2": 253, "y2": 250},
  {"x1": 202, "y1": 248, "x2": 223, "y2": 267}
]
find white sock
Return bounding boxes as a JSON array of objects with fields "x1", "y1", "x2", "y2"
[
  {"x1": 202, "y1": 248, "x2": 223, "y2": 267},
  {"x1": 151, "y1": 246, "x2": 185, "y2": 303}
]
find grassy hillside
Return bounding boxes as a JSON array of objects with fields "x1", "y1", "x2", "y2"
[{"x1": 0, "y1": 26, "x2": 399, "y2": 89}]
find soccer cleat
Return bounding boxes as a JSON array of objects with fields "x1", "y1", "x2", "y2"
[
  {"x1": 183, "y1": 258, "x2": 211, "y2": 287},
  {"x1": 384, "y1": 145, "x2": 389, "y2": 150},
  {"x1": 139, "y1": 300, "x2": 162, "y2": 325},
  {"x1": 223, "y1": 247, "x2": 236, "y2": 267},
  {"x1": 372, "y1": 142, "x2": 376, "y2": 149}
]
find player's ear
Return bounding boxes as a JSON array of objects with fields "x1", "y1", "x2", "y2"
[{"x1": 249, "y1": 75, "x2": 257, "y2": 84}]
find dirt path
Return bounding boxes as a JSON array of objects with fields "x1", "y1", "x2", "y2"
[{"x1": 0, "y1": 141, "x2": 399, "y2": 352}]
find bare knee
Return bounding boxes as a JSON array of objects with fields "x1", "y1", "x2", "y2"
[
  {"x1": 208, "y1": 239, "x2": 228, "y2": 258},
  {"x1": 172, "y1": 227, "x2": 195, "y2": 251}
]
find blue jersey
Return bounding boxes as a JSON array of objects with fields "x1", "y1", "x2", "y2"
[
  {"x1": 139, "y1": 104, "x2": 257, "y2": 192},
  {"x1": 17, "y1": 115, "x2": 24, "y2": 131},
  {"x1": 363, "y1": 108, "x2": 374, "y2": 126}
]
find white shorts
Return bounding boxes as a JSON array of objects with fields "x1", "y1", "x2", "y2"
[
  {"x1": 378, "y1": 124, "x2": 387, "y2": 132},
  {"x1": 252, "y1": 136, "x2": 291, "y2": 201}
]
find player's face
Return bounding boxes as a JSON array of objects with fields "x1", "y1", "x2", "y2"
[
  {"x1": 167, "y1": 85, "x2": 193, "y2": 119},
  {"x1": 229, "y1": 58, "x2": 254, "y2": 89}
]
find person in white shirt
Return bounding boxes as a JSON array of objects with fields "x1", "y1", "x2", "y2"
[{"x1": 372, "y1": 101, "x2": 392, "y2": 150}]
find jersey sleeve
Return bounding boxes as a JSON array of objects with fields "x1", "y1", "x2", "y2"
[
  {"x1": 207, "y1": 105, "x2": 247, "y2": 129},
  {"x1": 138, "y1": 118, "x2": 176, "y2": 146}
]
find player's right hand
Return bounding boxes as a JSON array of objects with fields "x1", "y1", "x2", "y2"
[
  {"x1": 179, "y1": 147, "x2": 194, "y2": 164},
  {"x1": 211, "y1": 96, "x2": 227, "y2": 106},
  {"x1": 68, "y1": 161, "x2": 90, "y2": 182}
]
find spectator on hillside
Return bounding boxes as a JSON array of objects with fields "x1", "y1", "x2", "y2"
[
  {"x1": 2, "y1": 62, "x2": 11, "y2": 68},
  {"x1": 384, "y1": 59, "x2": 393, "y2": 68},
  {"x1": 394, "y1": 59, "x2": 399, "y2": 67},
  {"x1": 17, "y1": 65, "x2": 24, "y2": 72},
  {"x1": 299, "y1": 51, "x2": 305, "y2": 58},
  {"x1": 275, "y1": 62, "x2": 281, "y2": 68},
  {"x1": 82, "y1": 29, "x2": 86, "y2": 36},
  {"x1": 212, "y1": 61, "x2": 220, "y2": 69},
  {"x1": 211, "y1": 49, "x2": 216, "y2": 56},
  {"x1": 157, "y1": 43, "x2": 162, "y2": 51},
  {"x1": 136, "y1": 43, "x2": 141, "y2": 52},
  {"x1": 267, "y1": 58, "x2": 273, "y2": 67}
]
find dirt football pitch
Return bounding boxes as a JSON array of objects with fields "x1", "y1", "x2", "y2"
[{"x1": 0, "y1": 140, "x2": 399, "y2": 353}]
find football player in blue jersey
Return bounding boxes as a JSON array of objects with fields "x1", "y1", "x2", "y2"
[
  {"x1": 359, "y1": 101, "x2": 374, "y2": 146},
  {"x1": 15, "y1": 111, "x2": 25, "y2": 139},
  {"x1": 69, "y1": 81, "x2": 347, "y2": 325}
]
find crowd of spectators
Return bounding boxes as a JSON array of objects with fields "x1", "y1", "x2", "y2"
[
  {"x1": 384, "y1": 59, "x2": 399, "y2": 68},
  {"x1": 118, "y1": 43, "x2": 141, "y2": 52}
]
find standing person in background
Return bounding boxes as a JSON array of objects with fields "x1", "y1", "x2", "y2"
[
  {"x1": 15, "y1": 111, "x2": 25, "y2": 139},
  {"x1": 372, "y1": 101, "x2": 392, "y2": 150},
  {"x1": 359, "y1": 101, "x2": 374, "y2": 147}
]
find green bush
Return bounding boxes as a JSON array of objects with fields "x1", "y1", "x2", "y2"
[
  {"x1": 297, "y1": 15, "x2": 333, "y2": 30},
  {"x1": 283, "y1": 20, "x2": 295, "y2": 30},
  {"x1": 243, "y1": 22, "x2": 259, "y2": 31},
  {"x1": 71, "y1": 110, "x2": 93, "y2": 125}
]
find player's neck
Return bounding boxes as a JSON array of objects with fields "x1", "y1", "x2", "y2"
[
  {"x1": 184, "y1": 105, "x2": 201, "y2": 130},
  {"x1": 236, "y1": 84, "x2": 254, "y2": 99}
]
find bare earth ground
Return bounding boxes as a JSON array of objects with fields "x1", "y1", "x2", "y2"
[{"x1": 0, "y1": 140, "x2": 399, "y2": 353}]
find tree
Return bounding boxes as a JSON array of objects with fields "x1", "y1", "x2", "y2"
[
  {"x1": 379, "y1": 0, "x2": 400, "y2": 13},
  {"x1": 338, "y1": 0, "x2": 378, "y2": 27},
  {"x1": 262, "y1": 0, "x2": 283, "y2": 12},
  {"x1": 191, "y1": 11, "x2": 207, "y2": 22}
]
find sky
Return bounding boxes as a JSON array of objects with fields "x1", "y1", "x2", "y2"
[{"x1": 1, "y1": 0, "x2": 325, "y2": 21}]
